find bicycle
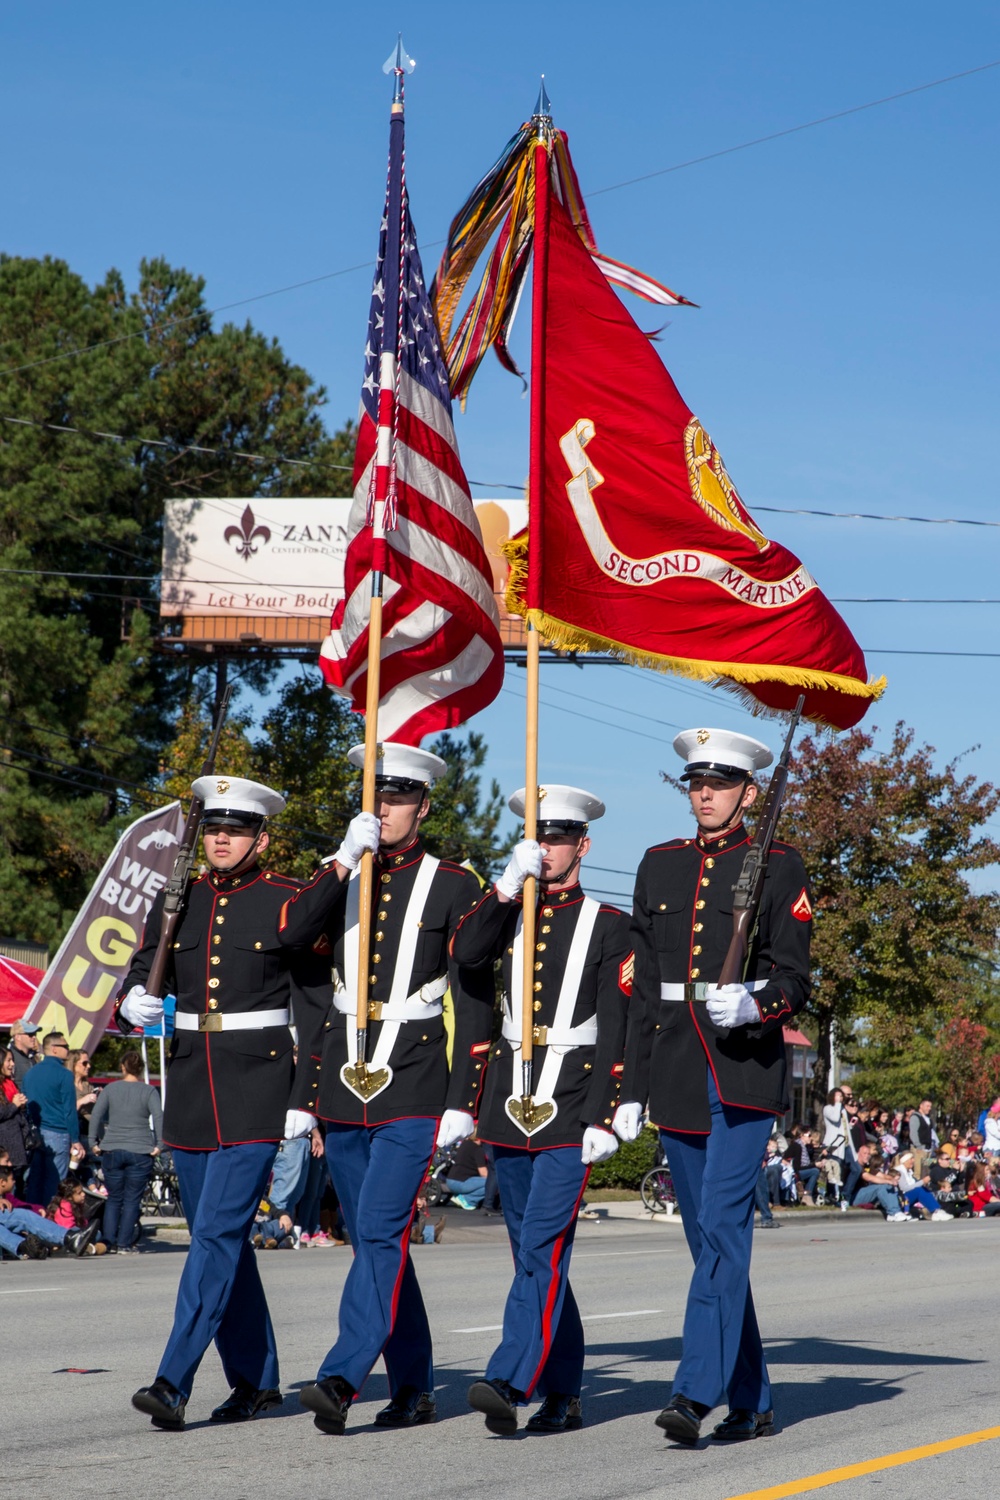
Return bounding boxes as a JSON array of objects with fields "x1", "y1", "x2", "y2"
[{"x1": 640, "y1": 1165, "x2": 677, "y2": 1214}]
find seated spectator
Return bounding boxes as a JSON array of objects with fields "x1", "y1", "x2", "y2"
[
  {"x1": 928, "y1": 1150, "x2": 970, "y2": 1216},
  {"x1": 251, "y1": 1197, "x2": 295, "y2": 1249},
  {"x1": 939, "y1": 1129, "x2": 962, "y2": 1161},
  {"x1": 848, "y1": 1145, "x2": 910, "y2": 1221},
  {"x1": 410, "y1": 1195, "x2": 446, "y2": 1244},
  {"x1": 762, "y1": 1136, "x2": 784, "y2": 1209},
  {"x1": 894, "y1": 1152, "x2": 952, "y2": 1220},
  {"x1": 443, "y1": 1135, "x2": 489, "y2": 1210},
  {"x1": 0, "y1": 1164, "x2": 97, "y2": 1258},
  {"x1": 785, "y1": 1125, "x2": 821, "y2": 1205},
  {"x1": 967, "y1": 1163, "x2": 1000, "y2": 1217},
  {"x1": 89, "y1": 1048, "x2": 162, "y2": 1254},
  {"x1": 49, "y1": 1177, "x2": 108, "y2": 1254}
]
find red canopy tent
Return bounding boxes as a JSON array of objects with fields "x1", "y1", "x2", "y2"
[{"x1": 0, "y1": 955, "x2": 45, "y2": 1027}]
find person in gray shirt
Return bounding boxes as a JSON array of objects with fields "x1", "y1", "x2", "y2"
[{"x1": 90, "y1": 1049, "x2": 163, "y2": 1254}]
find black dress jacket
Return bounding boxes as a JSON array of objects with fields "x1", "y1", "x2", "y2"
[
  {"x1": 276, "y1": 839, "x2": 493, "y2": 1125},
  {"x1": 621, "y1": 824, "x2": 812, "y2": 1132},
  {"x1": 116, "y1": 866, "x2": 305, "y2": 1150},
  {"x1": 451, "y1": 883, "x2": 634, "y2": 1151}
]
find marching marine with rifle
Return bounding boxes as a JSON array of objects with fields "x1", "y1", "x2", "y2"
[
  {"x1": 615, "y1": 719, "x2": 812, "y2": 1447},
  {"x1": 116, "y1": 748, "x2": 311, "y2": 1431}
]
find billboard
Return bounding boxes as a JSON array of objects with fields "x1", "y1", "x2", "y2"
[{"x1": 160, "y1": 496, "x2": 529, "y2": 649}]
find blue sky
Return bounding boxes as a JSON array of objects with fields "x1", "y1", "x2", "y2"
[{"x1": 3, "y1": 4, "x2": 999, "y2": 897}]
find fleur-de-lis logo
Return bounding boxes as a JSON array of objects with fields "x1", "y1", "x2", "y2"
[{"x1": 224, "y1": 504, "x2": 271, "y2": 561}]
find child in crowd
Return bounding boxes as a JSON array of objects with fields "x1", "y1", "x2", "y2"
[
  {"x1": 48, "y1": 1178, "x2": 107, "y2": 1254},
  {"x1": 251, "y1": 1197, "x2": 296, "y2": 1250}
]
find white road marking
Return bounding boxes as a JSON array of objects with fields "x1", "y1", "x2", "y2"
[{"x1": 450, "y1": 1308, "x2": 662, "y2": 1333}]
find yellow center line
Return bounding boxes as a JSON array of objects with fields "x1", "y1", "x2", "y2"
[{"x1": 723, "y1": 1424, "x2": 1000, "y2": 1500}]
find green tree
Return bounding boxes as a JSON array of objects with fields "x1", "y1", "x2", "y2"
[
  {"x1": 160, "y1": 679, "x2": 511, "y2": 882},
  {"x1": 778, "y1": 722, "x2": 1000, "y2": 1120},
  {"x1": 0, "y1": 252, "x2": 353, "y2": 947}
]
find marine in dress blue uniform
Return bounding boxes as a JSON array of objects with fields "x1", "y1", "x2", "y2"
[
  {"x1": 119, "y1": 777, "x2": 310, "y2": 1430},
  {"x1": 451, "y1": 786, "x2": 633, "y2": 1436},
  {"x1": 275, "y1": 743, "x2": 494, "y2": 1435},
  {"x1": 616, "y1": 728, "x2": 812, "y2": 1446}
]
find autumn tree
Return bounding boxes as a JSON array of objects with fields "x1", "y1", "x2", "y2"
[{"x1": 778, "y1": 722, "x2": 1000, "y2": 1119}]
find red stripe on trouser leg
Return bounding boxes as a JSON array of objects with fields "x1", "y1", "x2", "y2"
[{"x1": 525, "y1": 1164, "x2": 591, "y2": 1397}]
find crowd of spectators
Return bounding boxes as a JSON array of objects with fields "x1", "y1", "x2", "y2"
[
  {"x1": 7, "y1": 1014, "x2": 1000, "y2": 1257},
  {"x1": 756, "y1": 1086, "x2": 1000, "y2": 1224}
]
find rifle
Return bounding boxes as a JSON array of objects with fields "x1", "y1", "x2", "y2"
[
  {"x1": 144, "y1": 686, "x2": 234, "y2": 1001},
  {"x1": 717, "y1": 694, "x2": 805, "y2": 988}
]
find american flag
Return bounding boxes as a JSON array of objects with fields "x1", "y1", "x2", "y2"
[{"x1": 319, "y1": 92, "x2": 503, "y2": 744}]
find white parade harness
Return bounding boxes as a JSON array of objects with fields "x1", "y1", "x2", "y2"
[
  {"x1": 332, "y1": 856, "x2": 447, "y2": 1101},
  {"x1": 501, "y1": 895, "x2": 600, "y2": 1137}
]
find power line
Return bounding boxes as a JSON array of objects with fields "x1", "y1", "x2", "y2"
[
  {"x1": 0, "y1": 413, "x2": 355, "y2": 475},
  {"x1": 586, "y1": 59, "x2": 1000, "y2": 197},
  {"x1": 0, "y1": 58, "x2": 991, "y2": 387},
  {"x1": 756, "y1": 504, "x2": 1000, "y2": 530}
]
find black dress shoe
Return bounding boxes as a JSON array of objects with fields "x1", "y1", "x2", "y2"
[
  {"x1": 132, "y1": 1377, "x2": 187, "y2": 1430},
  {"x1": 712, "y1": 1408, "x2": 775, "y2": 1441},
  {"x1": 210, "y1": 1384, "x2": 283, "y2": 1422},
  {"x1": 467, "y1": 1377, "x2": 524, "y2": 1435},
  {"x1": 374, "y1": 1387, "x2": 437, "y2": 1427},
  {"x1": 299, "y1": 1375, "x2": 355, "y2": 1435},
  {"x1": 655, "y1": 1393, "x2": 708, "y2": 1445},
  {"x1": 526, "y1": 1394, "x2": 583, "y2": 1433},
  {"x1": 65, "y1": 1221, "x2": 100, "y2": 1257}
]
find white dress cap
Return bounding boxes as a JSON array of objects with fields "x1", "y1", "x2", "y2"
[
  {"x1": 507, "y1": 784, "x2": 606, "y2": 826},
  {"x1": 673, "y1": 728, "x2": 773, "y2": 781},
  {"x1": 192, "y1": 775, "x2": 287, "y2": 820},
  {"x1": 347, "y1": 741, "x2": 447, "y2": 788}
]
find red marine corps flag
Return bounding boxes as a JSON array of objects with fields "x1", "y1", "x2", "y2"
[
  {"x1": 435, "y1": 100, "x2": 883, "y2": 731},
  {"x1": 319, "y1": 44, "x2": 503, "y2": 744}
]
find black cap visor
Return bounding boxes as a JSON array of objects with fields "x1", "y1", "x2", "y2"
[
  {"x1": 374, "y1": 776, "x2": 427, "y2": 795},
  {"x1": 536, "y1": 819, "x2": 588, "y2": 836},
  {"x1": 203, "y1": 810, "x2": 266, "y2": 831},
  {"x1": 679, "y1": 762, "x2": 751, "y2": 783}
]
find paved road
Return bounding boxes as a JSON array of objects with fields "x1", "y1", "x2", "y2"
[{"x1": 4, "y1": 1211, "x2": 998, "y2": 1499}]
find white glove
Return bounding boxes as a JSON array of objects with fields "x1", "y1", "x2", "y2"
[
  {"x1": 581, "y1": 1126, "x2": 619, "y2": 1165},
  {"x1": 613, "y1": 1101, "x2": 644, "y2": 1142},
  {"x1": 333, "y1": 811, "x2": 381, "y2": 871},
  {"x1": 120, "y1": 985, "x2": 164, "y2": 1029},
  {"x1": 705, "y1": 983, "x2": 761, "y2": 1030},
  {"x1": 495, "y1": 839, "x2": 543, "y2": 900},
  {"x1": 436, "y1": 1109, "x2": 476, "y2": 1149},
  {"x1": 284, "y1": 1109, "x2": 317, "y2": 1140}
]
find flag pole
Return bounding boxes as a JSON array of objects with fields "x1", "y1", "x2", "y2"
[
  {"x1": 517, "y1": 80, "x2": 553, "y2": 1129},
  {"x1": 348, "y1": 37, "x2": 414, "y2": 1096}
]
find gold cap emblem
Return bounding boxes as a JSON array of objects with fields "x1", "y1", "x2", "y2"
[
  {"x1": 696, "y1": 729, "x2": 710, "y2": 746},
  {"x1": 216, "y1": 778, "x2": 230, "y2": 794}
]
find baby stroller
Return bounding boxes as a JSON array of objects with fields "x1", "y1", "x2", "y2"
[
  {"x1": 141, "y1": 1150, "x2": 184, "y2": 1218},
  {"x1": 422, "y1": 1144, "x2": 459, "y2": 1208}
]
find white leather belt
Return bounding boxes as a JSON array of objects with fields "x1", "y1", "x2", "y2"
[
  {"x1": 332, "y1": 973, "x2": 448, "y2": 1023},
  {"x1": 501, "y1": 1016, "x2": 598, "y2": 1048},
  {"x1": 660, "y1": 980, "x2": 769, "y2": 1002},
  {"x1": 175, "y1": 1008, "x2": 289, "y2": 1032}
]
